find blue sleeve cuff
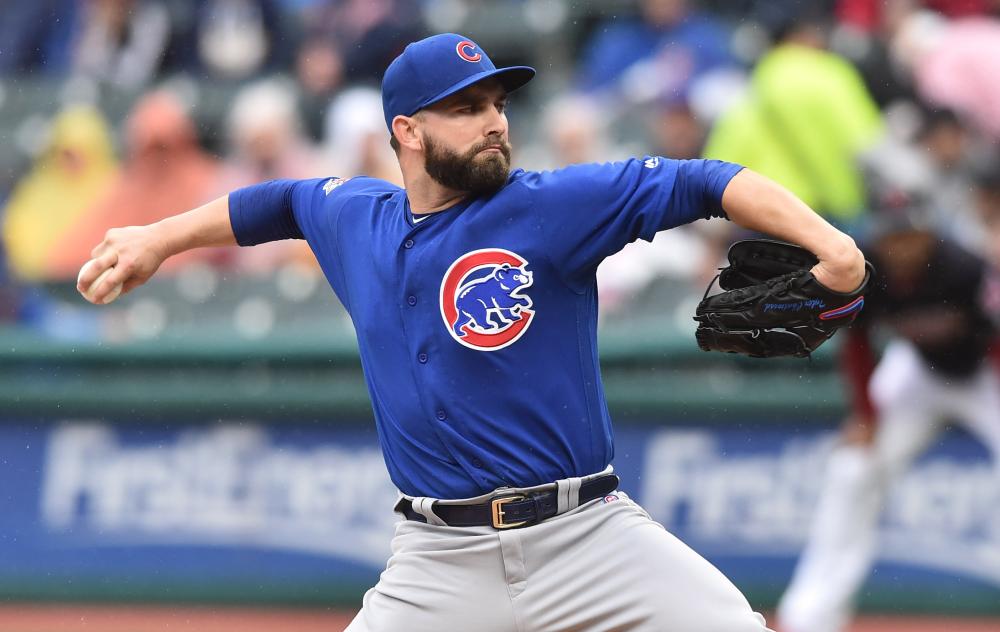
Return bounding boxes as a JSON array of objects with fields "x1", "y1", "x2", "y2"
[
  {"x1": 702, "y1": 160, "x2": 744, "y2": 219},
  {"x1": 229, "y1": 180, "x2": 304, "y2": 246}
]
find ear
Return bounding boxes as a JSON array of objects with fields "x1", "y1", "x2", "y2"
[
  {"x1": 498, "y1": 263, "x2": 511, "y2": 271},
  {"x1": 391, "y1": 114, "x2": 422, "y2": 152}
]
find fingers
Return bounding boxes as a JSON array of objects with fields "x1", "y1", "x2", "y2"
[
  {"x1": 77, "y1": 250, "x2": 118, "y2": 292},
  {"x1": 78, "y1": 250, "x2": 127, "y2": 305},
  {"x1": 80, "y1": 226, "x2": 168, "y2": 304},
  {"x1": 121, "y1": 278, "x2": 142, "y2": 295},
  {"x1": 91, "y1": 234, "x2": 115, "y2": 260},
  {"x1": 92, "y1": 262, "x2": 129, "y2": 304}
]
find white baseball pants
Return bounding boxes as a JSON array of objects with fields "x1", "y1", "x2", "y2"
[
  {"x1": 778, "y1": 340, "x2": 1000, "y2": 632},
  {"x1": 345, "y1": 482, "x2": 773, "y2": 631}
]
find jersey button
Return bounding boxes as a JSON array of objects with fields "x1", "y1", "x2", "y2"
[
  {"x1": 404, "y1": 239, "x2": 414, "y2": 249},
  {"x1": 418, "y1": 353, "x2": 428, "y2": 363},
  {"x1": 436, "y1": 409, "x2": 447, "y2": 421},
  {"x1": 472, "y1": 459, "x2": 483, "y2": 468},
  {"x1": 407, "y1": 295, "x2": 417, "y2": 306}
]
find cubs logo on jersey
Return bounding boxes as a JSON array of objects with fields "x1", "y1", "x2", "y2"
[{"x1": 440, "y1": 249, "x2": 534, "y2": 351}]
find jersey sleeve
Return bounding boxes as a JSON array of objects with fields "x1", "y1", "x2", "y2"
[
  {"x1": 515, "y1": 158, "x2": 742, "y2": 287},
  {"x1": 230, "y1": 179, "x2": 310, "y2": 245},
  {"x1": 229, "y1": 176, "x2": 396, "y2": 252}
]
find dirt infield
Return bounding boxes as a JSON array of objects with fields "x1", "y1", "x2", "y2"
[
  {"x1": 0, "y1": 605, "x2": 997, "y2": 631},
  {"x1": 0, "y1": 605, "x2": 353, "y2": 632},
  {"x1": 845, "y1": 617, "x2": 1000, "y2": 632}
]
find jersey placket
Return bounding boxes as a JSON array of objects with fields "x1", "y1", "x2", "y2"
[{"x1": 395, "y1": 217, "x2": 480, "y2": 485}]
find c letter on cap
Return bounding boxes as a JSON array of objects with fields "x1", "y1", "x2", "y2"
[{"x1": 456, "y1": 41, "x2": 482, "y2": 63}]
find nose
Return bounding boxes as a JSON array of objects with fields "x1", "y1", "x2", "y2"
[{"x1": 484, "y1": 105, "x2": 507, "y2": 139}]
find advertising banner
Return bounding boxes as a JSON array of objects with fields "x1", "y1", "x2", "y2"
[{"x1": 0, "y1": 420, "x2": 996, "y2": 606}]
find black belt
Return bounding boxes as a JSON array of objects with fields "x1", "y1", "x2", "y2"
[{"x1": 396, "y1": 474, "x2": 619, "y2": 530}]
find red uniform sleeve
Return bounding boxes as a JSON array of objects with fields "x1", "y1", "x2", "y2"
[{"x1": 840, "y1": 325, "x2": 878, "y2": 418}]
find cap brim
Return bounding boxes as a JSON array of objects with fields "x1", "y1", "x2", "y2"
[{"x1": 415, "y1": 66, "x2": 536, "y2": 114}]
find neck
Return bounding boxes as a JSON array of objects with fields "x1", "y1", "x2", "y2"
[{"x1": 401, "y1": 166, "x2": 469, "y2": 215}]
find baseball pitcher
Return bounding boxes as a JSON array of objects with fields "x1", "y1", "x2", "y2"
[{"x1": 79, "y1": 34, "x2": 867, "y2": 631}]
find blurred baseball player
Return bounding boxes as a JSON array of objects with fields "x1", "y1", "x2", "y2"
[
  {"x1": 79, "y1": 34, "x2": 866, "y2": 631},
  {"x1": 777, "y1": 218, "x2": 1000, "y2": 632}
]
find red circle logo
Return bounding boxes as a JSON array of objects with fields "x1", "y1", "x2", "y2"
[
  {"x1": 440, "y1": 249, "x2": 534, "y2": 351},
  {"x1": 456, "y1": 41, "x2": 482, "y2": 63}
]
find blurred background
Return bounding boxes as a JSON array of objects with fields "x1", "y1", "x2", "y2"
[{"x1": 1, "y1": 0, "x2": 999, "y2": 630}]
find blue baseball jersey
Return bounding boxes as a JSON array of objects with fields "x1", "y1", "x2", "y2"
[{"x1": 230, "y1": 157, "x2": 743, "y2": 499}]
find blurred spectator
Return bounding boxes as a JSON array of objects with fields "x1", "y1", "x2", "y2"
[
  {"x1": 178, "y1": 0, "x2": 292, "y2": 81},
  {"x1": 703, "y1": 11, "x2": 883, "y2": 230},
  {"x1": 974, "y1": 164, "x2": 1000, "y2": 337},
  {"x1": 912, "y1": 107, "x2": 993, "y2": 253},
  {"x1": 69, "y1": 0, "x2": 173, "y2": 90},
  {"x1": 323, "y1": 86, "x2": 402, "y2": 185},
  {"x1": 292, "y1": 0, "x2": 424, "y2": 140},
  {"x1": 837, "y1": 0, "x2": 999, "y2": 30},
  {"x1": 534, "y1": 94, "x2": 616, "y2": 169},
  {"x1": 0, "y1": 0, "x2": 78, "y2": 76},
  {"x1": 648, "y1": 98, "x2": 706, "y2": 160},
  {"x1": 0, "y1": 240, "x2": 24, "y2": 322},
  {"x1": 299, "y1": 0, "x2": 423, "y2": 83},
  {"x1": 2, "y1": 105, "x2": 118, "y2": 282},
  {"x1": 226, "y1": 77, "x2": 328, "y2": 183},
  {"x1": 892, "y1": 11, "x2": 1000, "y2": 143},
  {"x1": 859, "y1": 105, "x2": 990, "y2": 255},
  {"x1": 295, "y1": 33, "x2": 346, "y2": 141},
  {"x1": 827, "y1": 0, "x2": 918, "y2": 108},
  {"x1": 974, "y1": 161, "x2": 1000, "y2": 270},
  {"x1": 47, "y1": 90, "x2": 229, "y2": 277},
  {"x1": 225, "y1": 77, "x2": 328, "y2": 275},
  {"x1": 575, "y1": 0, "x2": 736, "y2": 104}
]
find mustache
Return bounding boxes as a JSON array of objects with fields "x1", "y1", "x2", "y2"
[{"x1": 470, "y1": 136, "x2": 511, "y2": 161}]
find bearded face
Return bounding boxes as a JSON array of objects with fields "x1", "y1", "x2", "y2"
[{"x1": 422, "y1": 131, "x2": 512, "y2": 194}]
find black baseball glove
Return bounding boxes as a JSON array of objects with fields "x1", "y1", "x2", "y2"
[{"x1": 694, "y1": 239, "x2": 872, "y2": 358}]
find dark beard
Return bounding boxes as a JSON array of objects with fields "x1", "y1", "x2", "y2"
[{"x1": 423, "y1": 133, "x2": 512, "y2": 194}]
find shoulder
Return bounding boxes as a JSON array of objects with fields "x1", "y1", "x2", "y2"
[
  {"x1": 318, "y1": 175, "x2": 401, "y2": 198},
  {"x1": 307, "y1": 176, "x2": 403, "y2": 217},
  {"x1": 509, "y1": 158, "x2": 672, "y2": 189}
]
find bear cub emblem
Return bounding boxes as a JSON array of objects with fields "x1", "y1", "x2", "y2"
[{"x1": 453, "y1": 264, "x2": 533, "y2": 336}]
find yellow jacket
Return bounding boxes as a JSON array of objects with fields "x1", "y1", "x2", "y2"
[
  {"x1": 704, "y1": 44, "x2": 882, "y2": 222},
  {"x1": 3, "y1": 105, "x2": 118, "y2": 281}
]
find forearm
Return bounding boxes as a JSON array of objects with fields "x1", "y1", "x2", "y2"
[
  {"x1": 154, "y1": 194, "x2": 237, "y2": 257},
  {"x1": 720, "y1": 169, "x2": 866, "y2": 292}
]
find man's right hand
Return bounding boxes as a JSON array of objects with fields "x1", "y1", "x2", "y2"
[{"x1": 77, "y1": 224, "x2": 170, "y2": 304}]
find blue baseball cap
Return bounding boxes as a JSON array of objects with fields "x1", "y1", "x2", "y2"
[{"x1": 381, "y1": 33, "x2": 535, "y2": 132}]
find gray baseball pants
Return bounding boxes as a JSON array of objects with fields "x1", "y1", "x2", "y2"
[{"x1": 345, "y1": 473, "x2": 773, "y2": 632}]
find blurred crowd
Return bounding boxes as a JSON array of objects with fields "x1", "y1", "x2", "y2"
[{"x1": 1, "y1": 0, "x2": 999, "y2": 339}]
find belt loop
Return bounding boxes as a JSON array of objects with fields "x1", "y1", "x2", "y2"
[
  {"x1": 411, "y1": 496, "x2": 448, "y2": 526},
  {"x1": 555, "y1": 476, "x2": 583, "y2": 513}
]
